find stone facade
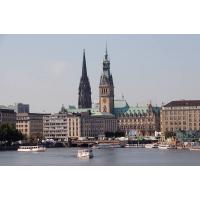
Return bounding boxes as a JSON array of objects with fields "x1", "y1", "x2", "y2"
[
  {"x1": 67, "y1": 111, "x2": 117, "y2": 139},
  {"x1": 43, "y1": 113, "x2": 68, "y2": 141},
  {"x1": 114, "y1": 101, "x2": 160, "y2": 136},
  {"x1": 161, "y1": 100, "x2": 200, "y2": 133},
  {"x1": 16, "y1": 113, "x2": 48, "y2": 139}
]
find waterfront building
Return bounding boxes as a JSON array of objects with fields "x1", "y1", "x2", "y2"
[
  {"x1": 78, "y1": 50, "x2": 92, "y2": 109},
  {"x1": 16, "y1": 113, "x2": 48, "y2": 139},
  {"x1": 114, "y1": 99, "x2": 160, "y2": 136},
  {"x1": 0, "y1": 107, "x2": 16, "y2": 127},
  {"x1": 43, "y1": 113, "x2": 68, "y2": 141},
  {"x1": 67, "y1": 111, "x2": 117, "y2": 139},
  {"x1": 161, "y1": 100, "x2": 200, "y2": 133}
]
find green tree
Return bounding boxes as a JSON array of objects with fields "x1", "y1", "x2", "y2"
[
  {"x1": 165, "y1": 131, "x2": 176, "y2": 140},
  {"x1": 115, "y1": 131, "x2": 125, "y2": 137},
  {"x1": 0, "y1": 123, "x2": 24, "y2": 145},
  {"x1": 105, "y1": 132, "x2": 115, "y2": 138}
]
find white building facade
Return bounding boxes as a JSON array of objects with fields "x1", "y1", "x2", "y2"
[{"x1": 43, "y1": 113, "x2": 68, "y2": 141}]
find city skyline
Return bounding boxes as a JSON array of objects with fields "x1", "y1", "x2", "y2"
[{"x1": 1, "y1": 34, "x2": 200, "y2": 113}]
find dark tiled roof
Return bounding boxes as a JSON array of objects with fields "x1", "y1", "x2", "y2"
[{"x1": 164, "y1": 100, "x2": 200, "y2": 107}]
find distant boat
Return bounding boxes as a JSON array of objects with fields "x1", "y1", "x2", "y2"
[
  {"x1": 125, "y1": 144, "x2": 144, "y2": 148},
  {"x1": 77, "y1": 148, "x2": 93, "y2": 158},
  {"x1": 17, "y1": 145, "x2": 46, "y2": 152},
  {"x1": 145, "y1": 143, "x2": 158, "y2": 149},
  {"x1": 189, "y1": 146, "x2": 200, "y2": 151},
  {"x1": 158, "y1": 144, "x2": 177, "y2": 150}
]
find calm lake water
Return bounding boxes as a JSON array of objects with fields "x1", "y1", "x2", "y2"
[{"x1": 1, "y1": 147, "x2": 200, "y2": 166}]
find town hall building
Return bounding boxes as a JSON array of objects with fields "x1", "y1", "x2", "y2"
[{"x1": 65, "y1": 46, "x2": 160, "y2": 139}]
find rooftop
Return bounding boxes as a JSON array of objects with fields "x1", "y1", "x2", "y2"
[{"x1": 164, "y1": 100, "x2": 200, "y2": 107}]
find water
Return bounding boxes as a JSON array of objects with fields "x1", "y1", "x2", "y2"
[{"x1": 1, "y1": 147, "x2": 200, "y2": 166}]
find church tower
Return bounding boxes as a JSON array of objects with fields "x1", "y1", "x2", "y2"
[
  {"x1": 99, "y1": 45, "x2": 114, "y2": 114},
  {"x1": 78, "y1": 50, "x2": 92, "y2": 109}
]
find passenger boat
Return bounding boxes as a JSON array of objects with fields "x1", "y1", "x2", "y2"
[
  {"x1": 158, "y1": 144, "x2": 177, "y2": 150},
  {"x1": 125, "y1": 144, "x2": 145, "y2": 148},
  {"x1": 189, "y1": 146, "x2": 200, "y2": 151},
  {"x1": 77, "y1": 148, "x2": 93, "y2": 158},
  {"x1": 17, "y1": 145, "x2": 46, "y2": 152},
  {"x1": 145, "y1": 143, "x2": 158, "y2": 149}
]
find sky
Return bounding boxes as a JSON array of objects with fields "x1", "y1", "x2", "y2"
[{"x1": 0, "y1": 34, "x2": 200, "y2": 113}]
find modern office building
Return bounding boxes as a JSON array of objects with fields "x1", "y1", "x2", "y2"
[
  {"x1": 8, "y1": 103, "x2": 30, "y2": 113},
  {"x1": 161, "y1": 100, "x2": 200, "y2": 133},
  {"x1": 43, "y1": 113, "x2": 68, "y2": 141}
]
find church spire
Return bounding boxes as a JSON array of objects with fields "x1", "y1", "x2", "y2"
[
  {"x1": 82, "y1": 49, "x2": 87, "y2": 77},
  {"x1": 78, "y1": 49, "x2": 92, "y2": 109}
]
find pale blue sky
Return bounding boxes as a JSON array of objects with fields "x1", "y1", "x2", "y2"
[{"x1": 0, "y1": 34, "x2": 200, "y2": 113}]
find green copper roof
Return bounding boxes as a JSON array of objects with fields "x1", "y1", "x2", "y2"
[{"x1": 66, "y1": 99, "x2": 160, "y2": 116}]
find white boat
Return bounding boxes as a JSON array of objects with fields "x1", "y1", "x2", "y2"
[
  {"x1": 145, "y1": 143, "x2": 158, "y2": 149},
  {"x1": 158, "y1": 144, "x2": 177, "y2": 150},
  {"x1": 125, "y1": 144, "x2": 145, "y2": 148},
  {"x1": 158, "y1": 144, "x2": 170, "y2": 150},
  {"x1": 77, "y1": 148, "x2": 93, "y2": 158},
  {"x1": 189, "y1": 146, "x2": 200, "y2": 151},
  {"x1": 125, "y1": 144, "x2": 136, "y2": 148},
  {"x1": 17, "y1": 145, "x2": 46, "y2": 152}
]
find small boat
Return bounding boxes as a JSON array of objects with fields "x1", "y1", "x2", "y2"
[
  {"x1": 158, "y1": 144, "x2": 177, "y2": 150},
  {"x1": 125, "y1": 144, "x2": 136, "y2": 148},
  {"x1": 77, "y1": 148, "x2": 93, "y2": 158},
  {"x1": 17, "y1": 145, "x2": 46, "y2": 152},
  {"x1": 189, "y1": 146, "x2": 200, "y2": 151},
  {"x1": 145, "y1": 143, "x2": 158, "y2": 149}
]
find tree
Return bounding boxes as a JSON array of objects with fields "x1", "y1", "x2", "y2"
[
  {"x1": 165, "y1": 131, "x2": 176, "y2": 140},
  {"x1": 105, "y1": 132, "x2": 115, "y2": 138},
  {"x1": 0, "y1": 123, "x2": 24, "y2": 145},
  {"x1": 115, "y1": 131, "x2": 125, "y2": 138}
]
